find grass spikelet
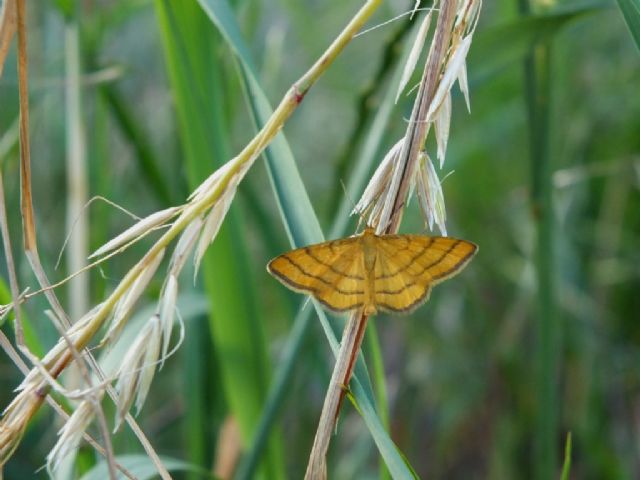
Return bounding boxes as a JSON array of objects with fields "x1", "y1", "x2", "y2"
[
  {"x1": 102, "y1": 249, "x2": 165, "y2": 346},
  {"x1": 89, "y1": 206, "x2": 181, "y2": 259},
  {"x1": 425, "y1": 35, "x2": 473, "y2": 124},
  {"x1": 46, "y1": 393, "x2": 103, "y2": 474},
  {"x1": 168, "y1": 217, "x2": 203, "y2": 277},
  {"x1": 434, "y1": 92, "x2": 451, "y2": 166},
  {"x1": 193, "y1": 185, "x2": 236, "y2": 276},
  {"x1": 114, "y1": 315, "x2": 162, "y2": 429},
  {"x1": 0, "y1": 386, "x2": 41, "y2": 465},
  {"x1": 158, "y1": 274, "x2": 178, "y2": 366},
  {"x1": 396, "y1": 7, "x2": 434, "y2": 104},
  {"x1": 416, "y1": 152, "x2": 447, "y2": 234}
]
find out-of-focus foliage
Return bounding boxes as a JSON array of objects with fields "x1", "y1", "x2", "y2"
[{"x1": 0, "y1": 0, "x2": 638, "y2": 478}]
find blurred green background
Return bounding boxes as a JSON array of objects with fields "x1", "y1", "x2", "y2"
[{"x1": 0, "y1": 0, "x2": 639, "y2": 478}]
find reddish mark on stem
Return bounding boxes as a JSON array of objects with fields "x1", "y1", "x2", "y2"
[
  {"x1": 35, "y1": 387, "x2": 48, "y2": 399},
  {"x1": 333, "y1": 312, "x2": 370, "y2": 425},
  {"x1": 293, "y1": 85, "x2": 307, "y2": 104}
]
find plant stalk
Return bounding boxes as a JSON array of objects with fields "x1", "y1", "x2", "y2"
[
  {"x1": 304, "y1": 310, "x2": 369, "y2": 479},
  {"x1": 0, "y1": 0, "x2": 383, "y2": 469},
  {"x1": 522, "y1": 34, "x2": 559, "y2": 480}
]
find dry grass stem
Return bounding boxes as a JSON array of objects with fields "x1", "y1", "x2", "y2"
[
  {"x1": 305, "y1": 0, "x2": 482, "y2": 476},
  {"x1": 304, "y1": 311, "x2": 369, "y2": 479},
  {"x1": 0, "y1": 0, "x2": 16, "y2": 78},
  {"x1": 0, "y1": 0, "x2": 384, "y2": 471}
]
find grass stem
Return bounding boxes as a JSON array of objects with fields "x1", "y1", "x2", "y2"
[{"x1": 521, "y1": 25, "x2": 559, "y2": 480}]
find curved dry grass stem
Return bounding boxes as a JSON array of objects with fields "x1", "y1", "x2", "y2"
[{"x1": 0, "y1": 0, "x2": 385, "y2": 471}]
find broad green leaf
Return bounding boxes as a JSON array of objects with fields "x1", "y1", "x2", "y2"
[{"x1": 616, "y1": 0, "x2": 640, "y2": 50}]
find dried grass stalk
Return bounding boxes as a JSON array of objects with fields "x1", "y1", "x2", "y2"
[
  {"x1": 305, "y1": 1, "x2": 482, "y2": 477},
  {"x1": 0, "y1": 0, "x2": 385, "y2": 472}
]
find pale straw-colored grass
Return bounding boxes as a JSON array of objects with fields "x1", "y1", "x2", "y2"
[{"x1": 0, "y1": 0, "x2": 383, "y2": 477}]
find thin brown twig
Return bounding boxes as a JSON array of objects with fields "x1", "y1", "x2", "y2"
[{"x1": 334, "y1": 311, "x2": 370, "y2": 423}]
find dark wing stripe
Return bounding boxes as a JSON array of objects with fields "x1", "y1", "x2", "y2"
[
  {"x1": 271, "y1": 256, "x2": 364, "y2": 295},
  {"x1": 304, "y1": 247, "x2": 364, "y2": 280},
  {"x1": 377, "y1": 238, "x2": 435, "y2": 279},
  {"x1": 411, "y1": 240, "x2": 463, "y2": 278},
  {"x1": 375, "y1": 284, "x2": 415, "y2": 295},
  {"x1": 377, "y1": 241, "x2": 477, "y2": 311},
  {"x1": 378, "y1": 286, "x2": 431, "y2": 313},
  {"x1": 316, "y1": 296, "x2": 363, "y2": 313},
  {"x1": 269, "y1": 268, "x2": 363, "y2": 312},
  {"x1": 430, "y1": 243, "x2": 477, "y2": 281},
  {"x1": 278, "y1": 256, "x2": 332, "y2": 286}
]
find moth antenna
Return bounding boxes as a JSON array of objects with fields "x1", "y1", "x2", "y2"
[
  {"x1": 340, "y1": 180, "x2": 369, "y2": 233},
  {"x1": 339, "y1": 179, "x2": 357, "y2": 212},
  {"x1": 440, "y1": 169, "x2": 455, "y2": 184}
]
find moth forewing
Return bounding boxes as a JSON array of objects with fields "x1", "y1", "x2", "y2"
[{"x1": 267, "y1": 228, "x2": 477, "y2": 315}]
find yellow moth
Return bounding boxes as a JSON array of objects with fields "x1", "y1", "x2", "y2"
[{"x1": 267, "y1": 227, "x2": 477, "y2": 315}]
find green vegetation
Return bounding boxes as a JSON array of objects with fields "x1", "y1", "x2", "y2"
[{"x1": 0, "y1": 0, "x2": 638, "y2": 478}]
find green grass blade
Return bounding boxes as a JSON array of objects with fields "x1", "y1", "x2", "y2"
[
  {"x1": 234, "y1": 301, "x2": 313, "y2": 480},
  {"x1": 349, "y1": 381, "x2": 418, "y2": 479},
  {"x1": 194, "y1": 0, "x2": 415, "y2": 476},
  {"x1": 560, "y1": 432, "x2": 572, "y2": 480},
  {"x1": 616, "y1": 0, "x2": 640, "y2": 50},
  {"x1": 517, "y1": 5, "x2": 559, "y2": 477},
  {"x1": 0, "y1": 278, "x2": 42, "y2": 355},
  {"x1": 99, "y1": 85, "x2": 175, "y2": 205},
  {"x1": 154, "y1": 1, "x2": 284, "y2": 478},
  {"x1": 470, "y1": 6, "x2": 602, "y2": 83},
  {"x1": 364, "y1": 324, "x2": 389, "y2": 446},
  {"x1": 234, "y1": 67, "x2": 370, "y2": 364}
]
